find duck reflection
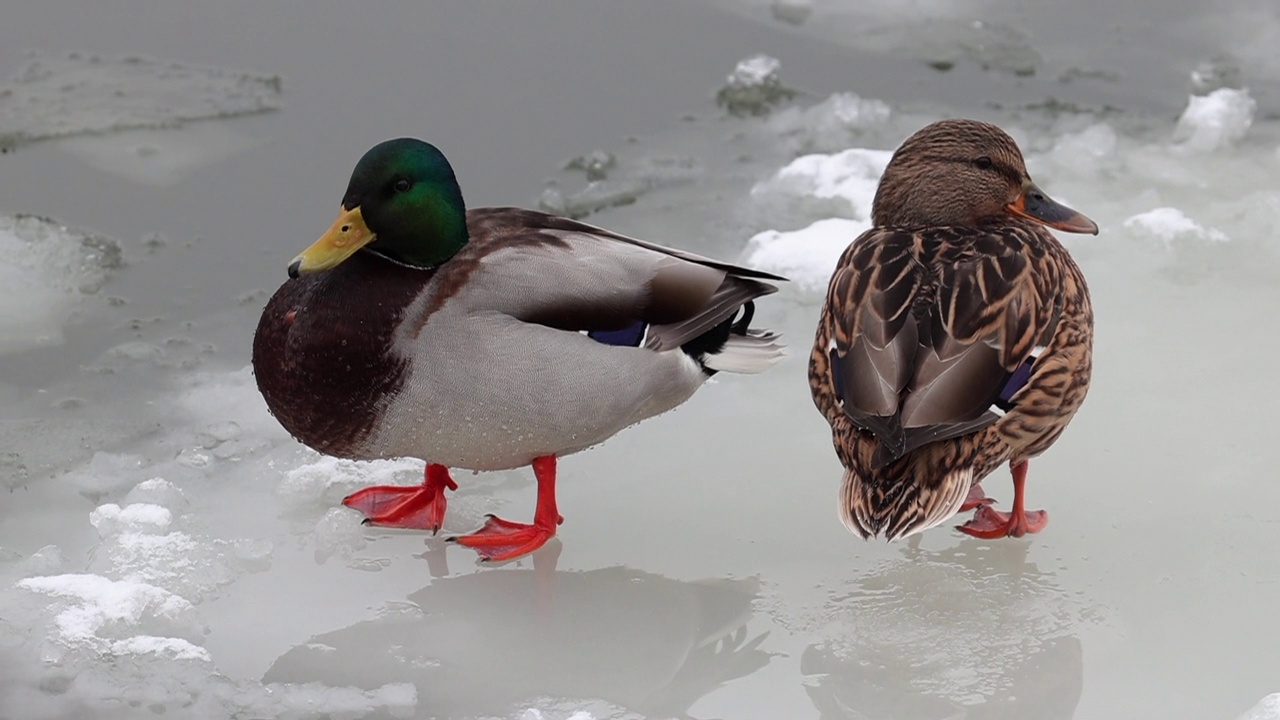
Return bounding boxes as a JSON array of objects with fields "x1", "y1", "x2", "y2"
[
  {"x1": 801, "y1": 539, "x2": 1084, "y2": 720},
  {"x1": 264, "y1": 544, "x2": 772, "y2": 719}
]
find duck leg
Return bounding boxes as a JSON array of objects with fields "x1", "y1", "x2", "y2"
[
  {"x1": 342, "y1": 463, "x2": 458, "y2": 534},
  {"x1": 955, "y1": 461, "x2": 1048, "y2": 538},
  {"x1": 449, "y1": 454, "x2": 563, "y2": 562}
]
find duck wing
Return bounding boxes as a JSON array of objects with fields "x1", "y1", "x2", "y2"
[
  {"x1": 824, "y1": 226, "x2": 1062, "y2": 468},
  {"x1": 452, "y1": 208, "x2": 783, "y2": 351}
]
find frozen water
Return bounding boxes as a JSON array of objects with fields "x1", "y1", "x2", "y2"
[
  {"x1": 539, "y1": 154, "x2": 702, "y2": 218},
  {"x1": 0, "y1": 214, "x2": 123, "y2": 355},
  {"x1": 0, "y1": 52, "x2": 281, "y2": 151},
  {"x1": 1172, "y1": 88, "x2": 1256, "y2": 153},
  {"x1": 2, "y1": 1, "x2": 1280, "y2": 718}
]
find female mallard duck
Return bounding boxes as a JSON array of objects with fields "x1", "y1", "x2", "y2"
[
  {"x1": 253, "y1": 138, "x2": 785, "y2": 561},
  {"x1": 810, "y1": 119, "x2": 1097, "y2": 541}
]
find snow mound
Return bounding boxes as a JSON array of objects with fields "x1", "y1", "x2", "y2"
[
  {"x1": 745, "y1": 217, "x2": 865, "y2": 292},
  {"x1": 744, "y1": 146, "x2": 889, "y2": 291},
  {"x1": 15, "y1": 574, "x2": 206, "y2": 657},
  {"x1": 0, "y1": 214, "x2": 124, "y2": 355},
  {"x1": 1173, "y1": 88, "x2": 1255, "y2": 153},
  {"x1": 1124, "y1": 207, "x2": 1229, "y2": 247},
  {"x1": 751, "y1": 148, "x2": 891, "y2": 223},
  {"x1": 0, "y1": 52, "x2": 282, "y2": 150}
]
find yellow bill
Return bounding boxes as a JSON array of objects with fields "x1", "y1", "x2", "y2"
[{"x1": 288, "y1": 206, "x2": 375, "y2": 277}]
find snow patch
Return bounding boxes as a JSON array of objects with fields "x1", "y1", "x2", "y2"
[
  {"x1": 1173, "y1": 87, "x2": 1255, "y2": 153},
  {"x1": 744, "y1": 146, "x2": 889, "y2": 290},
  {"x1": 1123, "y1": 207, "x2": 1229, "y2": 247},
  {"x1": 16, "y1": 573, "x2": 204, "y2": 649},
  {"x1": 751, "y1": 148, "x2": 891, "y2": 222},
  {"x1": 0, "y1": 214, "x2": 123, "y2": 355},
  {"x1": 90, "y1": 502, "x2": 173, "y2": 536},
  {"x1": 745, "y1": 217, "x2": 865, "y2": 292}
]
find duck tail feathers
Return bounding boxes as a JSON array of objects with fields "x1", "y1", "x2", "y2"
[
  {"x1": 703, "y1": 330, "x2": 785, "y2": 374},
  {"x1": 839, "y1": 465, "x2": 973, "y2": 541}
]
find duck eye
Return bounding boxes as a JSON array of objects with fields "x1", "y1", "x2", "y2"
[
  {"x1": 973, "y1": 156, "x2": 993, "y2": 170},
  {"x1": 393, "y1": 179, "x2": 411, "y2": 192}
]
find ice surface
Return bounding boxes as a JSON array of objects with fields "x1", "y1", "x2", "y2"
[
  {"x1": 1172, "y1": 88, "x2": 1256, "y2": 153},
  {"x1": 57, "y1": 123, "x2": 266, "y2": 186},
  {"x1": 0, "y1": 214, "x2": 123, "y2": 355},
  {"x1": 0, "y1": 52, "x2": 282, "y2": 150},
  {"x1": 1240, "y1": 694, "x2": 1280, "y2": 720},
  {"x1": 540, "y1": 154, "x2": 702, "y2": 218},
  {"x1": 0, "y1": 368, "x2": 418, "y2": 719},
  {"x1": 4, "y1": 3, "x2": 1280, "y2": 718}
]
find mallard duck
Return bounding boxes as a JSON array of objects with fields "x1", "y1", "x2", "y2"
[
  {"x1": 809, "y1": 119, "x2": 1097, "y2": 540},
  {"x1": 253, "y1": 138, "x2": 785, "y2": 561}
]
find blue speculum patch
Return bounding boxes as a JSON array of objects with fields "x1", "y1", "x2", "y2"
[
  {"x1": 588, "y1": 321, "x2": 648, "y2": 347},
  {"x1": 997, "y1": 358, "x2": 1035, "y2": 407}
]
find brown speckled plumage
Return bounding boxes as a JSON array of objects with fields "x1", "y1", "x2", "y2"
[
  {"x1": 809, "y1": 119, "x2": 1096, "y2": 540},
  {"x1": 253, "y1": 252, "x2": 428, "y2": 457}
]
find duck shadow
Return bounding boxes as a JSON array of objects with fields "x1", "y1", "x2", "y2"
[
  {"x1": 801, "y1": 539, "x2": 1084, "y2": 720},
  {"x1": 263, "y1": 544, "x2": 773, "y2": 719}
]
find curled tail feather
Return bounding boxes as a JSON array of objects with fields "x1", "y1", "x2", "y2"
[{"x1": 838, "y1": 465, "x2": 974, "y2": 541}]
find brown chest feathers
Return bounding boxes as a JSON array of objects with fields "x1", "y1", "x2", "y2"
[{"x1": 251, "y1": 251, "x2": 432, "y2": 458}]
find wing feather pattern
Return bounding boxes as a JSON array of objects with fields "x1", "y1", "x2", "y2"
[
  {"x1": 825, "y1": 227, "x2": 1059, "y2": 469},
  {"x1": 439, "y1": 208, "x2": 781, "y2": 350}
]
